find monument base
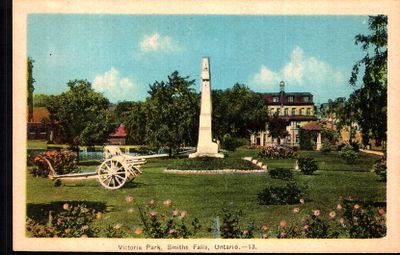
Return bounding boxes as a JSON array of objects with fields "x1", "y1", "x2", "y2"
[{"x1": 188, "y1": 152, "x2": 225, "y2": 158}]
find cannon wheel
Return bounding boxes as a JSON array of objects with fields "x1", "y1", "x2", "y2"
[{"x1": 97, "y1": 159, "x2": 127, "y2": 190}]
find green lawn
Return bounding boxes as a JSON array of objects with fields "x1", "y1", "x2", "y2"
[{"x1": 26, "y1": 147, "x2": 385, "y2": 238}]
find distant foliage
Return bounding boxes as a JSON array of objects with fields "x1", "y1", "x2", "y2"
[
  {"x1": 339, "y1": 144, "x2": 358, "y2": 164},
  {"x1": 221, "y1": 135, "x2": 247, "y2": 152},
  {"x1": 372, "y1": 156, "x2": 387, "y2": 181},
  {"x1": 268, "y1": 168, "x2": 293, "y2": 181},
  {"x1": 31, "y1": 150, "x2": 78, "y2": 177},
  {"x1": 258, "y1": 145, "x2": 297, "y2": 159},
  {"x1": 320, "y1": 139, "x2": 333, "y2": 154},
  {"x1": 298, "y1": 157, "x2": 319, "y2": 175},
  {"x1": 321, "y1": 129, "x2": 340, "y2": 145},
  {"x1": 349, "y1": 141, "x2": 360, "y2": 152},
  {"x1": 258, "y1": 182, "x2": 306, "y2": 205},
  {"x1": 299, "y1": 129, "x2": 318, "y2": 150}
]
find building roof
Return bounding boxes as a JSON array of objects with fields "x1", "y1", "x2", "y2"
[
  {"x1": 302, "y1": 121, "x2": 322, "y2": 131},
  {"x1": 278, "y1": 116, "x2": 318, "y2": 122},
  {"x1": 260, "y1": 92, "x2": 314, "y2": 106},
  {"x1": 109, "y1": 123, "x2": 127, "y2": 137},
  {"x1": 31, "y1": 107, "x2": 50, "y2": 123}
]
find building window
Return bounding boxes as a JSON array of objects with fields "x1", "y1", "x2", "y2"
[
  {"x1": 269, "y1": 108, "x2": 274, "y2": 115},
  {"x1": 284, "y1": 108, "x2": 288, "y2": 116},
  {"x1": 291, "y1": 108, "x2": 296, "y2": 115},
  {"x1": 273, "y1": 97, "x2": 279, "y2": 103},
  {"x1": 303, "y1": 96, "x2": 309, "y2": 102},
  {"x1": 288, "y1": 96, "x2": 294, "y2": 102},
  {"x1": 307, "y1": 108, "x2": 311, "y2": 116},
  {"x1": 300, "y1": 108, "x2": 304, "y2": 115}
]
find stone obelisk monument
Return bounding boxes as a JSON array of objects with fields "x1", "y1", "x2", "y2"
[{"x1": 189, "y1": 58, "x2": 224, "y2": 158}]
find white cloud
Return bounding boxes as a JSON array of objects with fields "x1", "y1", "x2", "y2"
[
  {"x1": 92, "y1": 67, "x2": 143, "y2": 103},
  {"x1": 251, "y1": 65, "x2": 280, "y2": 86},
  {"x1": 139, "y1": 33, "x2": 182, "y2": 53},
  {"x1": 249, "y1": 46, "x2": 346, "y2": 101}
]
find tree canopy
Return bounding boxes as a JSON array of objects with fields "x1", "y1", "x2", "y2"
[
  {"x1": 144, "y1": 71, "x2": 199, "y2": 151},
  {"x1": 348, "y1": 15, "x2": 387, "y2": 146},
  {"x1": 46, "y1": 80, "x2": 113, "y2": 153},
  {"x1": 212, "y1": 83, "x2": 268, "y2": 139},
  {"x1": 27, "y1": 57, "x2": 35, "y2": 121}
]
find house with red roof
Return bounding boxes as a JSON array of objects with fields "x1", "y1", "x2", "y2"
[
  {"x1": 107, "y1": 123, "x2": 127, "y2": 145},
  {"x1": 251, "y1": 81, "x2": 318, "y2": 148},
  {"x1": 27, "y1": 107, "x2": 50, "y2": 140}
]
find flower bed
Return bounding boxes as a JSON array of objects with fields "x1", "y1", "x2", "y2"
[{"x1": 166, "y1": 157, "x2": 262, "y2": 171}]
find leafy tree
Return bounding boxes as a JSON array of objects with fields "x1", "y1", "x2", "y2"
[
  {"x1": 212, "y1": 83, "x2": 268, "y2": 140},
  {"x1": 33, "y1": 93, "x2": 53, "y2": 107},
  {"x1": 27, "y1": 57, "x2": 35, "y2": 121},
  {"x1": 267, "y1": 113, "x2": 289, "y2": 143},
  {"x1": 349, "y1": 15, "x2": 387, "y2": 147},
  {"x1": 145, "y1": 71, "x2": 199, "y2": 155},
  {"x1": 124, "y1": 101, "x2": 147, "y2": 145},
  {"x1": 113, "y1": 101, "x2": 136, "y2": 124},
  {"x1": 46, "y1": 80, "x2": 113, "y2": 162}
]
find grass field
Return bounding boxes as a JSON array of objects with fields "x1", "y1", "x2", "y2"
[{"x1": 26, "y1": 147, "x2": 385, "y2": 238}]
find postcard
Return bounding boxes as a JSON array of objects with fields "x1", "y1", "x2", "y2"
[{"x1": 13, "y1": 0, "x2": 400, "y2": 253}]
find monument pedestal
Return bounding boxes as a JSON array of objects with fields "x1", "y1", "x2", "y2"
[{"x1": 189, "y1": 57, "x2": 224, "y2": 159}]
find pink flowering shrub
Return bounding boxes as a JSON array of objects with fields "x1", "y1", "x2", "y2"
[
  {"x1": 341, "y1": 199, "x2": 386, "y2": 238},
  {"x1": 137, "y1": 199, "x2": 201, "y2": 238},
  {"x1": 258, "y1": 145, "x2": 297, "y2": 159},
  {"x1": 31, "y1": 150, "x2": 78, "y2": 177},
  {"x1": 104, "y1": 224, "x2": 127, "y2": 238},
  {"x1": 26, "y1": 203, "x2": 99, "y2": 238}
]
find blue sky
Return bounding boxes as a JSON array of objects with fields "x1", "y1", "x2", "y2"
[{"x1": 28, "y1": 14, "x2": 370, "y2": 103}]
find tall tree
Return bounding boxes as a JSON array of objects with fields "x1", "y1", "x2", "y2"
[
  {"x1": 349, "y1": 15, "x2": 387, "y2": 146},
  {"x1": 46, "y1": 80, "x2": 113, "y2": 162},
  {"x1": 32, "y1": 93, "x2": 52, "y2": 107},
  {"x1": 145, "y1": 71, "x2": 199, "y2": 155},
  {"x1": 212, "y1": 83, "x2": 268, "y2": 139},
  {"x1": 27, "y1": 57, "x2": 35, "y2": 122},
  {"x1": 124, "y1": 101, "x2": 147, "y2": 145},
  {"x1": 113, "y1": 101, "x2": 136, "y2": 124}
]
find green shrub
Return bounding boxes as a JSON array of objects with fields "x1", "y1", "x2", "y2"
[
  {"x1": 258, "y1": 182, "x2": 306, "y2": 205},
  {"x1": 339, "y1": 144, "x2": 358, "y2": 164},
  {"x1": 320, "y1": 139, "x2": 332, "y2": 154},
  {"x1": 210, "y1": 207, "x2": 255, "y2": 239},
  {"x1": 167, "y1": 157, "x2": 260, "y2": 170},
  {"x1": 349, "y1": 141, "x2": 360, "y2": 152},
  {"x1": 372, "y1": 157, "x2": 387, "y2": 181},
  {"x1": 321, "y1": 129, "x2": 340, "y2": 145},
  {"x1": 299, "y1": 129, "x2": 318, "y2": 150},
  {"x1": 298, "y1": 157, "x2": 319, "y2": 175},
  {"x1": 31, "y1": 150, "x2": 79, "y2": 177},
  {"x1": 269, "y1": 168, "x2": 293, "y2": 180},
  {"x1": 221, "y1": 136, "x2": 247, "y2": 152},
  {"x1": 303, "y1": 215, "x2": 339, "y2": 238}
]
